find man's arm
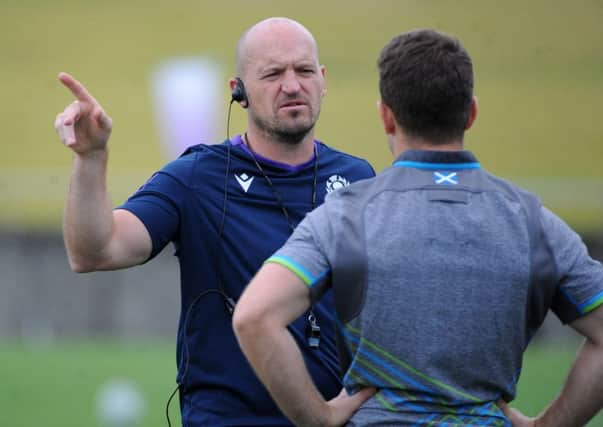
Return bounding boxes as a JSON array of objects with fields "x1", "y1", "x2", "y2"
[
  {"x1": 55, "y1": 72, "x2": 151, "y2": 272},
  {"x1": 500, "y1": 304, "x2": 603, "y2": 427},
  {"x1": 233, "y1": 263, "x2": 374, "y2": 427}
]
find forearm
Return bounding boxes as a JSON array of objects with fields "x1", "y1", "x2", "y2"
[
  {"x1": 64, "y1": 149, "x2": 114, "y2": 271},
  {"x1": 237, "y1": 321, "x2": 331, "y2": 427},
  {"x1": 235, "y1": 265, "x2": 374, "y2": 426},
  {"x1": 536, "y1": 339, "x2": 603, "y2": 427}
]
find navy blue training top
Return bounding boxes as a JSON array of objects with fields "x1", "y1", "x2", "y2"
[{"x1": 119, "y1": 136, "x2": 375, "y2": 426}]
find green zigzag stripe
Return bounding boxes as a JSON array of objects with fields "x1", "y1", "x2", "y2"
[
  {"x1": 354, "y1": 352, "x2": 477, "y2": 409},
  {"x1": 346, "y1": 324, "x2": 481, "y2": 402},
  {"x1": 429, "y1": 413, "x2": 506, "y2": 426},
  {"x1": 347, "y1": 332, "x2": 504, "y2": 419},
  {"x1": 355, "y1": 353, "x2": 490, "y2": 415},
  {"x1": 354, "y1": 355, "x2": 420, "y2": 402},
  {"x1": 348, "y1": 369, "x2": 504, "y2": 424},
  {"x1": 348, "y1": 371, "x2": 397, "y2": 412},
  {"x1": 375, "y1": 393, "x2": 397, "y2": 412}
]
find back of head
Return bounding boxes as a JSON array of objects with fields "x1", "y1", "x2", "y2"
[{"x1": 378, "y1": 29, "x2": 474, "y2": 144}]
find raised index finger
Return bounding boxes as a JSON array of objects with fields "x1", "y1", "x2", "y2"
[{"x1": 58, "y1": 72, "x2": 94, "y2": 103}]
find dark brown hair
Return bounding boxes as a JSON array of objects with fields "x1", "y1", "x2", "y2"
[{"x1": 378, "y1": 29, "x2": 474, "y2": 144}]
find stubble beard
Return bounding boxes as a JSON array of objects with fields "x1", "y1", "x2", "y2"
[{"x1": 251, "y1": 107, "x2": 319, "y2": 145}]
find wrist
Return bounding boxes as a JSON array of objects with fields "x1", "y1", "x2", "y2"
[
  {"x1": 323, "y1": 400, "x2": 341, "y2": 427},
  {"x1": 73, "y1": 146, "x2": 109, "y2": 163}
]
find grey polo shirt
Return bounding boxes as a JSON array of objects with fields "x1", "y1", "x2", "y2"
[{"x1": 268, "y1": 150, "x2": 603, "y2": 426}]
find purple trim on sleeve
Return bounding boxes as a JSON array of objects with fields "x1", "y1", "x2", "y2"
[{"x1": 231, "y1": 134, "x2": 318, "y2": 172}]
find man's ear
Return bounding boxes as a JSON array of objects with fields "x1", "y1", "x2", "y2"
[
  {"x1": 320, "y1": 65, "x2": 327, "y2": 98},
  {"x1": 229, "y1": 77, "x2": 248, "y2": 108},
  {"x1": 465, "y1": 96, "x2": 478, "y2": 130},
  {"x1": 378, "y1": 101, "x2": 396, "y2": 135}
]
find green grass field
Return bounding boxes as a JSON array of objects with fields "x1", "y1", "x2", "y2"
[
  {"x1": 0, "y1": 340, "x2": 601, "y2": 426},
  {"x1": 1, "y1": 0, "x2": 602, "y2": 231}
]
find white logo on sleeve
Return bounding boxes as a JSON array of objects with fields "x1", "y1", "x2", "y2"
[
  {"x1": 326, "y1": 175, "x2": 350, "y2": 193},
  {"x1": 235, "y1": 173, "x2": 254, "y2": 193}
]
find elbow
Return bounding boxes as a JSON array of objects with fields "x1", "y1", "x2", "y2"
[
  {"x1": 70, "y1": 264, "x2": 93, "y2": 274},
  {"x1": 67, "y1": 253, "x2": 98, "y2": 273},
  {"x1": 232, "y1": 305, "x2": 252, "y2": 339},
  {"x1": 232, "y1": 304, "x2": 266, "y2": 345},
  {"x1": 69, "y1": 260, "x2": 94, "y2": 274}
]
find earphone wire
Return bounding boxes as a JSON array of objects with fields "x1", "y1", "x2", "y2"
[
  {"x1": 243, "y1": 132, "x2": 318, "y2": 229},
  {"x1": 243, "y1": 132, "x2": 321, "y2": 348},
  {"x1": 165, "y1": 99, "x2": 237, "y2": 427},
  {"x1": 166, "y1": 102, "x2": 322, "y2": 425}
]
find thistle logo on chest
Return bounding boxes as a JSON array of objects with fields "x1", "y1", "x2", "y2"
[{"x1": 326, "y1": 175, "x2": 350, "y2": 193}]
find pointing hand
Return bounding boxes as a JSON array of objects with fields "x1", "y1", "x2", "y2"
[{"x1": 54, "y1": 72, "x2": 112, "y2": 155}]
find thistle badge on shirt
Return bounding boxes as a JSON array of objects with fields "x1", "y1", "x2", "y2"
[{"x1": 326, "y1": 175, "x2": 350, "y2": 193}]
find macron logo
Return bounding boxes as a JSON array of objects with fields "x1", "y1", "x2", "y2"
[{"x1": 235, "y1": 173, "x2": 254, "y2": 193}]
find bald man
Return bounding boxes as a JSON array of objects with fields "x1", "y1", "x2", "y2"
[{"x1": 54, "y1": 17, "x2": 374, "y2": 426}]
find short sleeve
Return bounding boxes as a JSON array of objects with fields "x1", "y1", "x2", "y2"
[
  {"x1": 542, "y1": 207, "x2": 603, "y2": 322},
  {"x1": 266, "y1": 204, "x2": 334, "y2": 303},
  {"x1": 118, "y1": 167, "x2": 190, "y2": 260}
]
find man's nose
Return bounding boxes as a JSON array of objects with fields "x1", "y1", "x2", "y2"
[{"x1": 281, "y1": 71, "x2": 301, "y2": 94}]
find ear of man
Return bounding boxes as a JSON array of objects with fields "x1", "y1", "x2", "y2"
[
  {"x1": 229, "y1": 77, "x2": 249, "y2": 108},
  {"x1": 465, "y1": 96, "x2": 478, "y2": 130},
  {"x1": 378, "y1": 101, "x2": 397, "y2": 135}
]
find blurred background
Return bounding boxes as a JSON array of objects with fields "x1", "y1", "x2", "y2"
[{"x1": 1, "y1": 0, "x2": 602, "y2": 425}]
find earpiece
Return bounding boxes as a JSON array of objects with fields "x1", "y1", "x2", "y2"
[
  {"x1": 227, "y1": 78, "x2": 247, "y2": 138},
  {"x1": 231, "y1": 77, "x2": 248, "y2": 106}
]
